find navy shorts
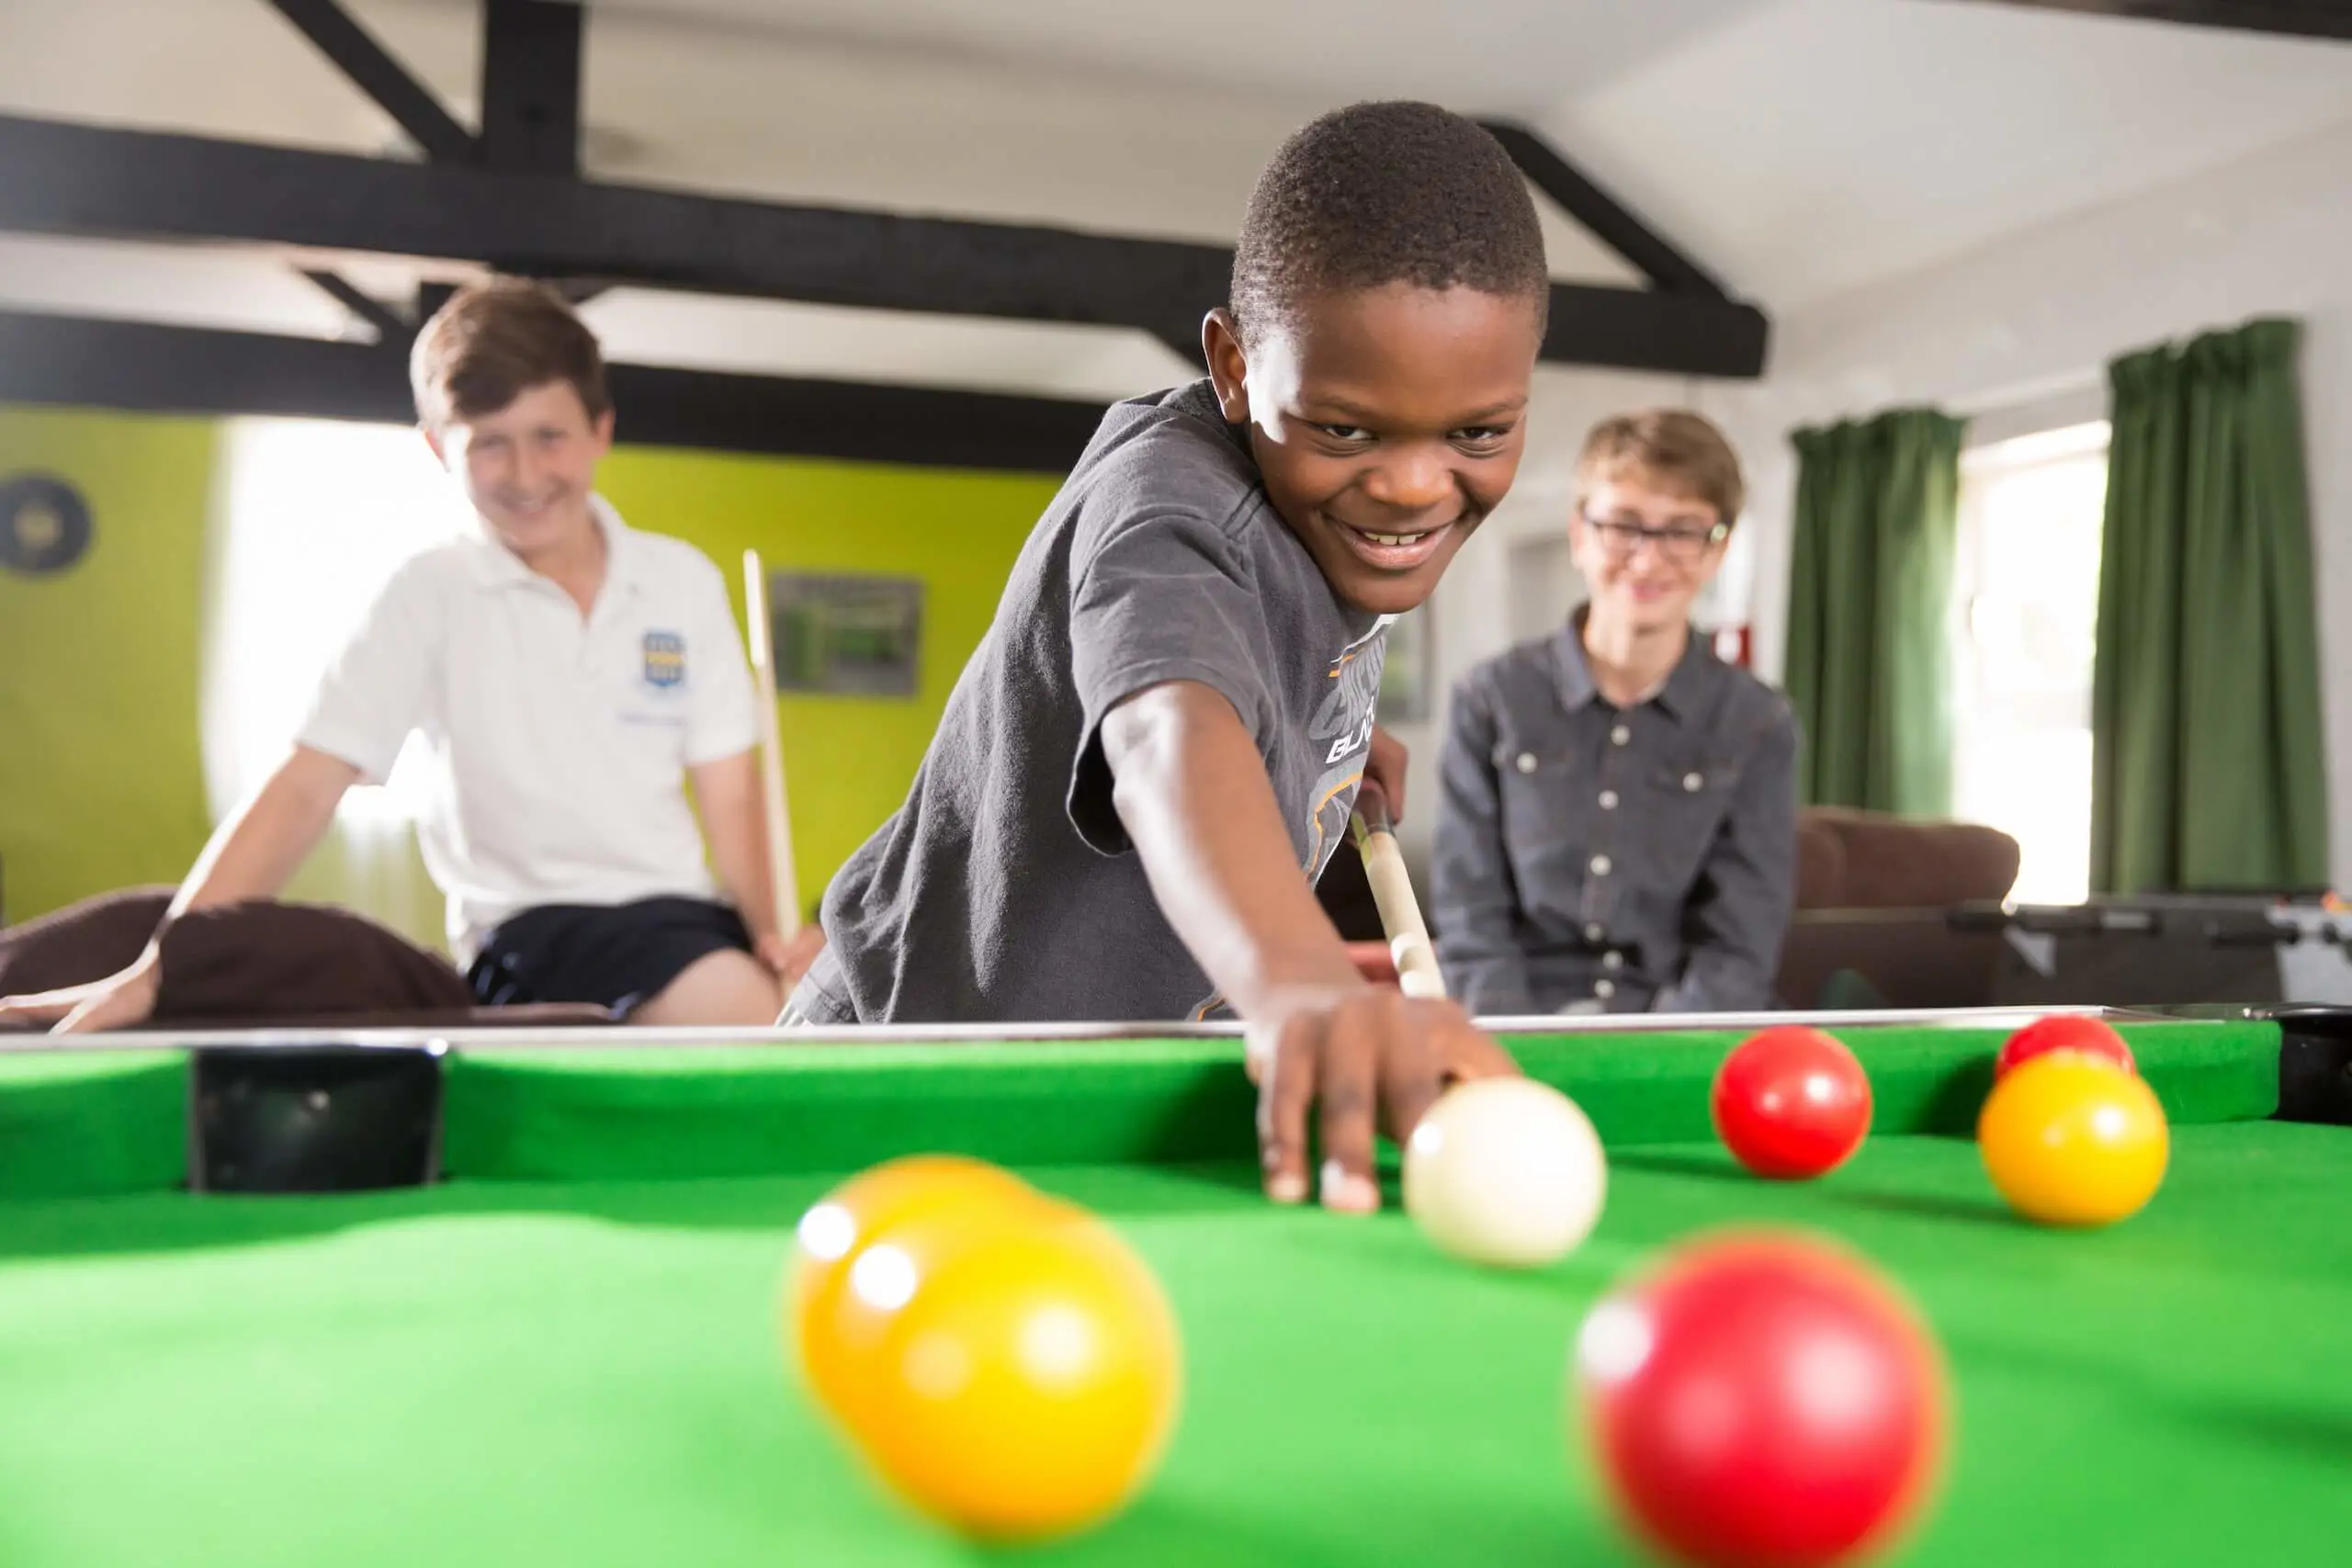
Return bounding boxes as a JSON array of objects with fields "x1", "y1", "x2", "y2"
[{"x1": 467, "y1": 896, "x2": 753, "y2": 1018}]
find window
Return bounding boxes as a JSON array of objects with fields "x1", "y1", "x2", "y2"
[
  {"x1": 207, "y1": 418, "x2": 465, "y2": 828},
  {"x1": 1951, "y1": 422, "x2": 2110, "y2": 906}
]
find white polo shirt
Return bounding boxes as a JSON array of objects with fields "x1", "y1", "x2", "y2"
[{"x1": 299, "y1": 498, "x2": 758, "y2": 962}]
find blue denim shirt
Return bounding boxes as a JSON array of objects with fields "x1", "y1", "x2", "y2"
[{"x1": 1432, "y1": 616, "x2": 1798, "y2": 1015}]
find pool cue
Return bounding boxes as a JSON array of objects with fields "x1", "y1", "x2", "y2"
[
  {"x1": 1350, "y1": 787, "x2": 1446, "y2": 1000},
  {"x1": 742, "y1": 549, "x2": 803, "y2": 942}
]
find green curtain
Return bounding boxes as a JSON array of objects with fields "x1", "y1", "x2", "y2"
[
  {"x1": 2091, "y1": 318, "x2": 2328, "y2": 894},
  {"x1": 1784, "y1": 408, "x2": 1966, "y2": 817}
]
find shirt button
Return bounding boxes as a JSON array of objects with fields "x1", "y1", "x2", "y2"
[
  {"x1": 1611, "y1": 724, "x2": 1632, "y2": 747},
  {"x1": 1514, "y1": 751, "x2": 1538, "y2": 774},
  {"x1": 1595, "y1": 978, "x2": 1617, "y2": 1000},
  {"x1": 1590, "y1": 854, "x2": 1612, "y2": 877},
  {"x1": 1602, "y1": 951, "x2": 1624, "y2": 972},
  {"x1": 1584, "y1": 922, "x2": 1606, "y2": 942},
  {"x1": 1683, "y1": 772, "x2": 1704, "y2": 792},
  {"x1": 1599, "y1": 789, "x2": 1620, "y2": 810}
]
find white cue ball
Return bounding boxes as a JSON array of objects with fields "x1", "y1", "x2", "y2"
[{"x1": 1403, "y1": 1077, "x2": 1607, "y2": 1268}]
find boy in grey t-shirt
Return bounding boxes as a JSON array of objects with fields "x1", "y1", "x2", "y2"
[{"x1": 791, "y1": 102, "x2": 1549, "y2": 1213}]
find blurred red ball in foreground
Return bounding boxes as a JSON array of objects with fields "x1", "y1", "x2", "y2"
[
  {"x1": 1712, "y1": 1028, "x2": 1873, "y2": 1179},
  {"x1": 1574, "y1": 1231, "x2": 1950, "y2": 1568},
  {"x1": 1994, "y1": 1015, "x2": 2136, "y2": 1081}
]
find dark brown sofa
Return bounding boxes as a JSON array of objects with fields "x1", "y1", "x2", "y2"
[
  {"x1": 1317, "y1": 806, "x2": 2023, "y2": 1013},
  {"x1": 0, "y1": 888, "x2": 613, "y2": 1032},
  {"x1": 1776, "y1": 809, "x2": 2022, "y2": 1010}
]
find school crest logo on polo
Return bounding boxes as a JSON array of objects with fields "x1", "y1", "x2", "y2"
[{"x1": 641, "y1": 630, "x2": 687, "y2": 690}]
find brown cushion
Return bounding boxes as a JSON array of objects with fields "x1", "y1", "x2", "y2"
[
  {"x1": 0, "y1": 886, "x2": 174, "y2": 996},
  {"x1": 156, "y1": 900, "x2": 473, "y2": 1020},
  {"x1": 0, "y1": 889, "x2": 474, "y2": 1021},
  {"x1": 1793, "y1": 818, "x2": 1849, "y2": 909},
  {"x1": 1796, "y1": 809, "x2": 2020, "y2": 909}
]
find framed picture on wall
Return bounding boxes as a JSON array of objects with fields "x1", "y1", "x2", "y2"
[
  {"x1": 1379, "y1": 606, "x2": 1432, "y2": 724},
  {"x1": 766, "y1": 572, "x2": 925, "y2": 697}
]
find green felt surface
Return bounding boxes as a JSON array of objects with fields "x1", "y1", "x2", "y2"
[
  {"x1": 0, "y1": 1122, "x2": 2346, "y2": 1567},
  {"x1": 0, "y1": 1051, "x2": 186, "y2": 1198},
  {"x1": 0, "y1": 1018, "x2": 2327, "y2": 1564}
]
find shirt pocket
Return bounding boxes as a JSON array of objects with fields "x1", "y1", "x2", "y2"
[
  {"x1": 1647, "y1": 754, "x2": 1745, "y2": 892},
  {"x1": 1491, "y1": 738, "x2": 1589, "y2": 916}
]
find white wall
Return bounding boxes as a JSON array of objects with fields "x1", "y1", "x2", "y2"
[{"x1": 1685, "y1": 115, "x2": 2352, "y2": 885}]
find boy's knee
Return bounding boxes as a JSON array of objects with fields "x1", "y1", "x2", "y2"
[{"x1": 635, "y1": 949, "x2": 782, "y2": 1027}]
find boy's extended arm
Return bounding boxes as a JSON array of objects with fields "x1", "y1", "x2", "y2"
[
  {"x1": 0, "y1": 745, "x2": 357, "y2": 1033},
  {"x1": 689, "y1": 748, "x2": 821, "y2": 983},
  {"x1": 1099, "y1": 680, "x2": 1515, "y2": 1213}
]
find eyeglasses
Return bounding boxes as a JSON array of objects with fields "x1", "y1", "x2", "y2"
[{"x1": 1577, "y1": 508, "x2": 1729, "y2": 562}]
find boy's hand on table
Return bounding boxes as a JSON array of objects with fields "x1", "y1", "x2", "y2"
[
  {"x1": 755, "y1": 925, "x2": 827, "y2": 989},
  {"x1": 1094, "y1": 683, "x2": 1503, "y2": 1212},
  {"x1": 1249, "y1": 987, "x2": 1519, "y2": 1213},
  {"x1": 0, "y1": 952, "x2": 163, "y2": 1035}
]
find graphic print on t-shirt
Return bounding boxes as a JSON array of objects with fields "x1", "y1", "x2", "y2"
[{"x1": 1301, "y1": 616, "x2": 1391, "y2": 878}]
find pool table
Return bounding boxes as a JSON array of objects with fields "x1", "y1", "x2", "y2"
[{"x1": 1, "y1": 1008, "x2": 2347, "y2": 1567}]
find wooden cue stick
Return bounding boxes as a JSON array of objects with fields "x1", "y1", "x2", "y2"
[
  {"x1": 1350, "y1": 790, "x2": 1446, "y2": 1000},
  {"x1": 742, "y1": 549, "x2": 802, "y2": 942}
]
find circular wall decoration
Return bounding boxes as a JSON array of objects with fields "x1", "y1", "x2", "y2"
[{"x1": 0, "y1": 473, "x2": 94, "y2": 577}]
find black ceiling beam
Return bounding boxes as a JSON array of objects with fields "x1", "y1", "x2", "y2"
[
  {"x1": 298, "y1": 267, "x2": 412, "y2": 344},
  {"x1": 0, "y1": 114, "x2": 1216, "y2": 352},
  {"x1": 415, "y1": 281, "x2": 459, "y2": 325},
  {"x1": 481, "y1": 0, "x2": 583, "y2": 177},
  {"x1": 0, "y1": 115, "x2": 1768, "y2": 378},
  {"x1": 1544, "y1": 286, "x2": 1764, "y2": 380},
  {"x1": 264, "y1": 0, "x2": 479, "y2": 164},
  {"x1": 1478, "y1": 119, "x2": 1732, "y2": 300},
  {"x1": 0, "y1": 310, "x2": 1106, "y2": 472},
  {"x1": 1934, "y1": 0, "x2": 2352, "y2": 40}
]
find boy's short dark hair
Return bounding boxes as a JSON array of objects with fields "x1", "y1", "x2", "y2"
[
  {"x1": 1230, "y1": 101, "x2": 1549, "y2": 347},
  {"x1": 410, "y1": 277, "x2": 611, "y2": 430}
]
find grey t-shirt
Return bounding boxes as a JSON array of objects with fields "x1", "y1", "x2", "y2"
[{"x1": 792, "y1": 380, "x2": 1387, "y2": 1024}]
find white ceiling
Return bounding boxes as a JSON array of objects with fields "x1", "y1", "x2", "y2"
[
  {"x1": 1535, "y1": 0, "x2": 2352, "y2": 303},
  {"x1": 578, "y1": 0, "x2": 2352, "y2": 305},
  {"x1": 585, "y1": 0, "x2": 1770, "y2": 114},
  {"x1": 0, "y1": 0, "x2": 2348, "y2": 396}
]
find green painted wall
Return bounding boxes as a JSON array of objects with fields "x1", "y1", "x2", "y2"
[
  {"x1": 0, "y1": 403, "x2": 1061, "y2": 936},
  {"x1": 0, "y1": 408, "x2": 216, "y2": 925},
  {"x1": 597, "y1": 446, "x2": 1058, "y2": 919}
]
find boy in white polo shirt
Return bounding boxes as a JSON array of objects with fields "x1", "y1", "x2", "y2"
[{"x1": 6, "y1": 280, "x2": 817, "y2": 1032}]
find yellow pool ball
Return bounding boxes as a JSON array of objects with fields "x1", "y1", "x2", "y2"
[
  {"x1": 786, "y1": 1155, "x2": 1044, "y2": 1424},
  {"x1": 854, "y1": 1211, "x2": 1182, "y2": 1543},
  {"x1": 1977, "y1": 1053, "x2": 2169, "y2": 1227}
]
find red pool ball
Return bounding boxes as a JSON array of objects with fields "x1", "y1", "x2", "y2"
[
  {"x1": 1711, "y1": 1027, "x2": 1872, "y2": 1179},
  {"x1": 1574, "y1": 1231, "x2": 1950, "y2": 1568},
  {"x1": 1995, "y1": 1014, "x2": 2135, "y2": 1080}
]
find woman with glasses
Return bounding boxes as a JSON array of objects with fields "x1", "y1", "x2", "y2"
[{"x1": 1432, "y1": 410, "x2": 1798, "y2": 1015}]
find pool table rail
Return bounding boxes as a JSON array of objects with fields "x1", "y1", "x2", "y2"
[{"x1": 0, "y1": 1009, "x2": 2332, "y2": 1201}]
